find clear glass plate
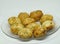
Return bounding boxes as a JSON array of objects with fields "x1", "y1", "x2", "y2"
[{"x1": 1, "y1": 16, "x2": 60, "y2": 42}]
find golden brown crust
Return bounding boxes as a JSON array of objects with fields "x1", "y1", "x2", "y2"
[
  {"x1": 42, "y1": 20, "x2": 55, "y2": 31},
  {"x1": 10, "y1": 23, "x2": 24, "y2": 35},
  {"x1": 40, "y1": 14, "x2": 53, "y2": 24},
  {"x1": 8, "y1": 10, "x2": 55, "y2": 39},
  {"x1": 33, "y1": 28, "x2": 46, "y2": 38},
  {"x1": 18, "y1": 28, "x2": 32, "y2": 39},
  {"x1": 30, "y1": 10, "x2": 43, "y2": 21},
  {"x1": 26, "y1": 23, "x2": 41, "y2": 31},
  {"x1": 18, "y1": 12, "x2": 29, "y2": 22},
  {"x1": 8, "y1": 17, "x2": 21, "y2": 25},
  {"x1": 22, "y1": 18, "x2": 35, "y2": 25}
]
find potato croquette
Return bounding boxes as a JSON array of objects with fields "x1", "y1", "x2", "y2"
[
  {"x1": 8, "y1": 10, "x2": 55, "y2": 40},
  {"x1": 10, "y1": 23, "x2": 24, "y2": 35},
  {"x1": 42, "y1": 20, "x2": 55, "y2": 31},
  {"x1": 30, "y1": 10, "x2": 43, "y2": 21},
  {"x1": 18, "y1": 12, "x2": 29, "y2": 22},
  {"x1": 8, "y1": 17, "x2": 21, "y2": 25},
  {"x1": 40, "y1": 14, "x2": 53, "y2": 24},
  {"x1": 26, "y1": 23, "x2": 41, "y2": 31},
  {"x1": 18, "y1": 28, "x2": 32, "y2": 39},
  {"x1": 22, "y1": 18, "x2": 35, "y2": 25},
  {"x1": 33, "y1": 27, "x2": 46, "y2": 38}
]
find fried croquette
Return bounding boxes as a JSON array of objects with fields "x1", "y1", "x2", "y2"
[
  {"x1": 40, "y1": 14, "x2": 53, "y2": 24},
  {"x1": 8, "y1": 10, "x2": 55, "y2": 40},
  {"x1": 8, "y1": 17, "x2": 21, "y2": 25},
  {"x1": 18, "y1": 28, "x2": 32, "y2": 39},
  {"x1": 22, "y1": 18, "x2": 35, "y2": 25},
  {"x1": 42, "y1": 20, "x2": 55, "y2": 31},
  {"x1": 26, "y1": 23, "x2": 41, "y2": 31},
  {"x1": 18, "y1": 12, "x2": 29, "y2": 22},
  {"x1": 30, "y1": 10, "x2": 43, "y2": 21},
  {"x1": 10, "y1": 23, "x2": 24, "y2": 35},
  {"x1": 33, "y1": 27, "x2": 46, "y2": 38}
]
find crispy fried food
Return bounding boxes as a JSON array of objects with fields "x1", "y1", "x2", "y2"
[
  {"x1": 22, "y1": 18, "x2": 35, "y2": 25},
  {"x1": 8, "y1": 17, "x2": 21, "y2": 25},
  {"x1": 18, "y1": 28, "x2": 32, "y2": 39},
  {"x1": 40, "y1": 14, "x2": 53, "y2": 24},
  {"x1": 8, "y1": 10, "x2": 55, "y2": 39},
  {"x1": 42, "y1": 20, "x2": 55, "y2": 31},
  {"x1": 30, "y1": 10, "x2": 43, "y2": 21},
  {"x1": 26, "y1": 23, "x2": 41, "y2": 32},
  {"x1": 33, "y1": 27, "x2": 46, "y2": 38},
  {"x1": 18, "y1": 12, "x2": 29, "y2": 22},
  {"x1": 10, "y1": 23, "x2": 24, "y2": 35}
]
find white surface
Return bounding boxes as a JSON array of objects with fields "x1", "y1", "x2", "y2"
[{"x1": 0, "y1": 0, "x2": 60, "y2": 44}]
